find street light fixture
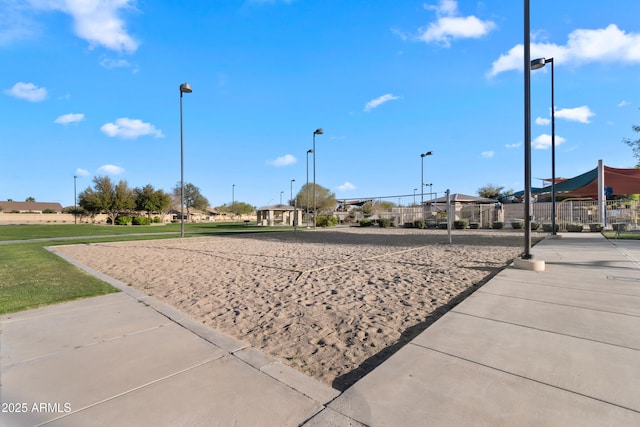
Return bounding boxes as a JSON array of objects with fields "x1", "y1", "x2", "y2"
[
  {"x1": 290, "y1": 179, "x2": 295, "y2": 206},
  {"x1": 312, "y1": 128, "x2": 323, "y2": 229},
  {"x1": 420, "y1": 151, "x2": 433, "y2": 205},
  {"x1": 531, "y1": 57, "x2": 557, "y2": 236},
  {"x1": 232, "y1": 184, "x2": 235, "y2": 216},
  {"x1": 280, "y1": 191, "x2": 284, "y2": 205},
  {"x1": 306, "y1": 149, "x2": 312, "y2": 227},
  {"x1": 179, "y1": 82, "x2": 192, "y2": 238},
  {"x1": 73, "y1": 175, "x2": 77, "y2": 225},
  {"x1": 425, "y1": 183, "x2": 433, "y2": 200}
]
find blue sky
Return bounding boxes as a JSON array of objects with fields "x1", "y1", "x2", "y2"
[{"x1": 2, "y1": 0, "x2": 640, "y2": 208}]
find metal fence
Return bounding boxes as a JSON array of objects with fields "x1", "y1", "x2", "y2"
[
  {"x1": 506, "y1": 199, "x2": 639, "y2": 229},
  {"x1": 338, "y1": 198, "x2": 639, "y2": 230}
]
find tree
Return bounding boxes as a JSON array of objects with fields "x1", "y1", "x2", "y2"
[
  {"x1": 172, "y1": 182, "x2": 209, "y2": 220},
  {"x1": 134, "y1": 184, "x2": 171, "y2": 220},
  {"x1": 623, "y1": 122, "x2": 640, "y2": 165},
  {"x1": 217, "y1": 201, "x2": 254, "y2": 216},
  {"x1": 294, "y1": 183, "x2": 336, "y2": 214},
  {"x1": 25, "y1": 197, "x2": 35, "y2": 202},
  {"x1": 478, "y1": 184, "x2": 504, "y2": 199},
  {"x1": 78, "y1": 176, "x2": 135, "y2": 225},
  {"x1": 361, "y1": 200, "x2": 395, "y2": 215}
]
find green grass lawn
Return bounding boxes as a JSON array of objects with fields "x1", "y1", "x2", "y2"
[
  {"x1": 0, "y1": 222, "x2": 294, "y2": 315},
  {"x1": 602, "y1": 230, "x2": 640, "y2": 240},
  {"x1": 0, "y1": 221, "x2": 281, "y2": 241},
  {"x1": 0, "y1": 242, "x2": 118, "y2": 315}
]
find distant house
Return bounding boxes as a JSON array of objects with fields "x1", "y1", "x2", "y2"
[{"x1": 0, "y1": 201, "x2": 64, "y2": 214}]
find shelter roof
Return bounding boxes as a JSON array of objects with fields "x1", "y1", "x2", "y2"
[
  {"x1": 425, "y1": 193, "x2": 497, "y2": 204},
  {"x1": 532, "y1": 166, "x2": 640, "y2": 196},
  {"x1": 0, "y1": 201, "x2": 63, "y2": 212},
  {"x1": 257, "y1": 204, "x2": 295, "y2": 211}
]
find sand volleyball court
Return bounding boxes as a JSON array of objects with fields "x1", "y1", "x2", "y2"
[{"x1": 56, "y1": 227, "x2": 532, "y2": 389}]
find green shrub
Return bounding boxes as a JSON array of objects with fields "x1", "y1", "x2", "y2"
[
  {"x1": 316, "y1": 215, "x2": 338, "y2": 227},
  {"x1": 116, "y1": 216, "x2": 132, "y2": 225},
  {"x1": 492, "y1": 221, "x2": 504, "y2": 229},
  {"x1": 566, "y1": 223, "x2": 584, "y2": 232},
  {"x1": 132, "y1": 216, "x2": 151, "y2": 225},
  {"x1": 414, "y1": 219, "x2": 423, "y2": 229},
  {"x1": 359, "y1": 218, "x2": 373, "y2": 227},
  {"x1": 414, "y1": 219, "x2": 426, "y2": 229},
  {"x1": 153, "y1": 216, "x2": 162, "y2": 223},
  {"x1": 42, "y1": 208, "x2": 57, "y2": 214},
  {"x1": 612, "y1": 223, "x2": 631, "y2": 231},
  {"x1": 510, "y1": 220, "x2": 524, "y2": 229},
  {"x1": 453, "y1": 219, "x2": 468, "y2": 229},
  {"x1": 588, "y1": 223, "x2": 604, "y2": 232},
  {"x1": 542, "y1": 223, "x2": 559, "y2": 232},
  {"x1": 378, "y1": 218, "x2": 392, "y2": 228}
]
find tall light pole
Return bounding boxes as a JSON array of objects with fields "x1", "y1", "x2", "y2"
[
  {"x1": 413, "y1": 188, "x2": 417, "y2": 206},
  {"x1": 232, "y1": 184, "x2": 235, "y2": 216},
  {"x1": 280, "y1": 191, "x2": 284, "y2": 205},
  {"x1": 73, "y1": 175, "x2": 77, "y2": 225},
  {"x1": 420, "y1": 151, "x2": 433, "y2": 205},
  {"x1": 531, "y1": 57, "x2": 556, "y2": 236},
  {"x1": 290, "y1": 179, "x2": 295, "y2": 206},
  {"x1": 306, "y1": 149, "x2": 312, "y2": 226},
  {"x1": 179, "y1": 82, "x2": 192, "y2": 238},
  {"x1": 312, "y1": 128, "x2": 323, "y2": 229},
  {"x1": 523, "y1": 0, "x2": 533, "y2": 259}
]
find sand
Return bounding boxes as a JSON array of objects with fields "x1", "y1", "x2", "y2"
[{"x1": 55, "y1": 227, "x2": 533, "y2": 390}]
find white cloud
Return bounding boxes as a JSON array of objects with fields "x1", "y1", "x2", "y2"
[
  {"x1": 4, "y1": 82, "x2": 47, "y2": 102},
  {"x1": 418, "y1": 0, "x2": 495, "y2": 47},
  {"x1": 535, "y1": 117, "x2": 551, "y2": 126},
  {"x1": 555, "y1": 106, "x2": 595, "y2": 123},
  {"x1": 75, "y1": 168, "x2": 90, "y2": 177},
  {"x1": 533, "y1": 134, "x2": 566, "y2": 150},
  {"x1": 618, "y1": 100, "x2": 630, "y2": 107},
  {"x1": 54, "y1": 113, "x2": 85, "y2": 124},
  {"x1": 505, "y1": 142, "x2": 522, "y2": 149},
  {"x1": 481, "y1": 151, "x2": 494, "y2": 158},
  {"x1": 97, "y1": 164, "x2": 124, "y2": 175},
  {"x1": 0, "y1": 2, "x2": 40, "y2": 45},
  {"x1": 488, "y1": 24, "x2": 640, "y2": 77},
  {"x1": 364, "y1": 93, "x2": 399, "y2": 112},
  {"x1": 26, "y1": 0, "x2": 139, "y2": 53},
  {"x1": 99, "y1": 57, "x2": 131, "y2": 69},
  {"x1": 100, "y1": 118, "x2": 164, "y2": 139},
  {"x1": 267, "y1": 154, "x2": 297, "y2": 167},
  {"x1": 337, "y1": 182, "x2": 356, "y2": 191}
]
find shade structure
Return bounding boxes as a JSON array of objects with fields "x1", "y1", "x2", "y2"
[{"x1": 531, "y1": 165, "x2": 640, "y2": 197}]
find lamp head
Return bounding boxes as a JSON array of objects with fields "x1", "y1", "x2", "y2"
[
  {"x1": 314, "y1": 128, "x2": 324, "y2": 135},
  {"x1": 530, "y1": 58, "x2": 548, "y2": 70},
  {"x1": 421, "y1": 151, "x2": 433, "y2": 157},
  {"x1": 180, "y1": 83, "x2": 192, "y2": 93},
  {"x1": 307, "y1": 149, "x2": 313, "y2": 153}
]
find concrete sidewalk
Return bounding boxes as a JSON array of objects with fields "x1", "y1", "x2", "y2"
[
  {"x1": 2, "y1": 233, "x2": 640, "y2": 426},
  {"x1": 307, "y1": 234, "x2": 640, "y2": 426},
  {"x1": 1, "y1": 266, "x2": 339, "y2": 426}
]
